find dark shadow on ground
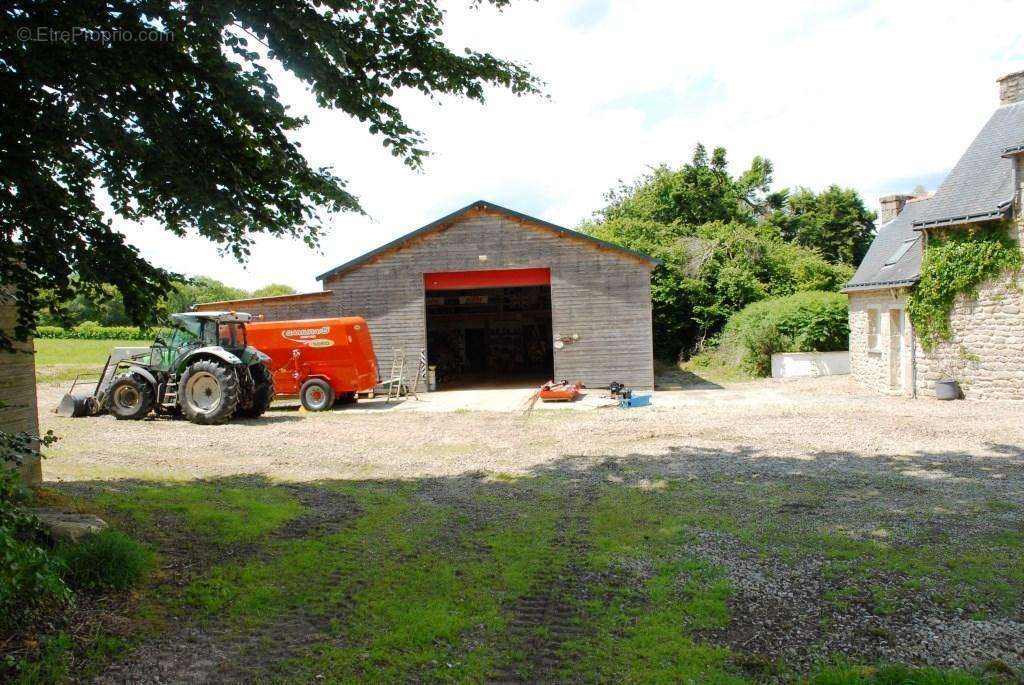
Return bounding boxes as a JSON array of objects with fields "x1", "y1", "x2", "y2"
[
  {"x1": 266, "y1": 398, "x2": 409, "y2": 413},
  {"x1": 28, "y1": 441, "x2": 1024, "y2": 684},
  {"x1": 654, "y1": 368, "x2": 726, "y2": 391}
]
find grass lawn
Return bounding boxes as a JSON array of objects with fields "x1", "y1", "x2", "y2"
[
  {"x1": 33, "y1": 338, "x2": 151, "y2": 383},
  {"x1": 28, "y1": 466, "x2": 1021, "y2": 684},
  {"x1": 654, "y1": 356, "x2": 755, "y2": 388}
]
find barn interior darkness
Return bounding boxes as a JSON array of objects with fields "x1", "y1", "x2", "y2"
[{"x1": 425, "y1": 285, "x2": 553, "y2": 388}]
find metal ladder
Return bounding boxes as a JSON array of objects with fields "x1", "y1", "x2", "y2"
[
  {"x1": 161, "y1": 380, "x2": 179, "y2": 408},
  {"x1": 385, "y1": 349, "x2": 407, "y2": 402},
  {"x1": 407, "y1": 349, "x2": 427, "y2": 399}
]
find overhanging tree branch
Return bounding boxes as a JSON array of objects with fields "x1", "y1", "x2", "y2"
[{"x1": 0, "y1": 0, "x2": 542, "y2": 348}]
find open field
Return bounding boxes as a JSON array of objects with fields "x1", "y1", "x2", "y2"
[
  {"x1": 33, "y1": 338, "x2": 151, "y2": 383},
  {"x1": 24, "y1": 346, "x2": 1024, "y2": 682}
]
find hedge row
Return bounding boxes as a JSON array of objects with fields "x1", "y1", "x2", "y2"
[
  {"x1": 714, "y1": 291, "x2": 849, "y2": 376},
  {"x1": 35, "y1": 322, "x2": 163, "y2": 340}
]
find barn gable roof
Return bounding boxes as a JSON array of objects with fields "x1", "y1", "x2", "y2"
[{"x1": 316, "y1": 200, "x2": 660, "y2": 282}]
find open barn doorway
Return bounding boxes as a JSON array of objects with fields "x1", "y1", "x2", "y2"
[{"x1": 424, "y1": 268, "x2": 553, "y2": 389}]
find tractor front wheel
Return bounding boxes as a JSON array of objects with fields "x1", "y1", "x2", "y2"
[
  {"x1": 106, "y1": 374, "x2": 154, "y2": 420},
  {"x1": 180, "y1": 360, "x2": 240, "y2": 425},
  {"x1": 300, "y1": 378, "x2": 334, "y2": 411}
]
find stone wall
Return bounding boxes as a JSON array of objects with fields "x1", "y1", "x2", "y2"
[
  {"x1": 0, "y1": 289, "x2": 41, "y2": 484},
  {"x1": 914, "y1": 272, "x2": 1024, "y2": 399},
  {"x1": 847, "y1": 289, "x2": 914, "y2": 395},
  {"x1": 915, "y1": 181, "x2": 1024, "y2": 399}
]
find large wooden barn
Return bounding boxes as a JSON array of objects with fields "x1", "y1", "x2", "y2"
[{"x1": 197, "y1": 201, "x2": 658, "y2": 390}]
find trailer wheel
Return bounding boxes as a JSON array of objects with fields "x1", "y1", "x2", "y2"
[
  {"x1": 236, "y1": 364, "x2": 275, "y2": 418},
  {"x1": 300, "y1": 379, "x2": 334, "y2": 411},
  {"x1": 180, "y1": 360, "x2": 240, "y2": 425},
  {"x1": 106, "y1": 374, "x2": 155, "y2": 420}
]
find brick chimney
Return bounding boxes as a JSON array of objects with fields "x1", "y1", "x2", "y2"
[
  {"x1": 997, "y1": 70, "x2": 1024, "y2": 105},
  {"x1": 879, "y1": 194, "x2": 913, "y2": 223}
]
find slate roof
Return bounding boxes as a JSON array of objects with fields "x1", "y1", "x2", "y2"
[
  {"x1": 913, "y1": 101, "x2": 1024, "y2": 228},
  {"x1": 843, "y1": 198, "x2": 929, "y2": 292},
  {"x1": 316, "y1": 200, "x2": 660, "y2": 281}
]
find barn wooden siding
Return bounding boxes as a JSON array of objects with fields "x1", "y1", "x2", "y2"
[
  {"x1": 322, "y1": 208, "x2": 656, "y2": 389},
  {"x1": 0, "y1": 290, "x2": 41, "y2": 484}
]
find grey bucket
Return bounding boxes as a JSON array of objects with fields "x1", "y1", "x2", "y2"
[
  {"x1": 935, "y1": 380, "x2": 961, "y2": 401},
  {"x1": 56, "y1": 394, "x2": 100, "y2": 418}
]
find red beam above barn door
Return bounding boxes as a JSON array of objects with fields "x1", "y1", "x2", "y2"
[{"x1": 423, "y1": 268, "x2": 551, "y2": 291}]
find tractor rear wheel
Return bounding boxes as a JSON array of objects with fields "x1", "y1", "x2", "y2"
[
  {"x1": 235, "y1": 364, "x2": 275, "y2": 419},
  {"x1": 179, "y1": 360, "x2": 240, "y2": 425},
  {"x1": 106, "y1": 374, "x2": 154, "y2": 420},
  {"x1": 300, "y1": 378, "x2": 334, "y2": 411}
]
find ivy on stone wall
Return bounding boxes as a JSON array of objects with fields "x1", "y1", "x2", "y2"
[{"x1": 907, "y1": 224, "x2": 1022, "y2": 351}]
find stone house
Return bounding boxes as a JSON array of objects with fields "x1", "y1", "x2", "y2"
[{"x1": 845, "y1": 70, "x2": 1024, "y2": 399}]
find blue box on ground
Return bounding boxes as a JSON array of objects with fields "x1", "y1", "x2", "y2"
[{"x1": 619, "y1": 394, "x2": 651, "y2": 408}]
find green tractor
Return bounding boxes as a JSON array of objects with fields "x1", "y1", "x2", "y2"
[{"x1": 59, "y1": 311, "x2": 275, "y2": 425}]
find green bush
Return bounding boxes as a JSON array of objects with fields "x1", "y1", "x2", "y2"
[
  {"x1": 0, "y1": 471, "x2": 70, "y2": 633},
  {"x1": 715, "y1": 291, "x2": 849, "y2": 376},
  {"x1": 58, "y1": 530, "x2": 153, "y2": 592},
  {"x1": 34, "y1": 322, "x2": 165, "y2": 340},
  {"x1": 586, "y1": 217, "x2": 853, "y2": 360},
  {"x1": 1, "y1": 431, "x2": 70, "y2": 633}
]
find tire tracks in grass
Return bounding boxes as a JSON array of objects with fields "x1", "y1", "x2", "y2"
[
  {"x1": 90, "y1": 485, "x2": 364, "y2": 684},
  {"x1": 490, "y1": 475, "x2": 599, "y2": 684}
]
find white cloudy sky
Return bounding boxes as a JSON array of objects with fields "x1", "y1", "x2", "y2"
[{"x1": 117, "y1": 0, "x2": 1024, "y2": 293}]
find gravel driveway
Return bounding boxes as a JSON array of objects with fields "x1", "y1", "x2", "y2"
[{"x1": 37, "y1": 375, "x2": 1024, "y2": 484}]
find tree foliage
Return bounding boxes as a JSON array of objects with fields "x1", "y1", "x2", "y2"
[
  {"x1": 1, "y1": 0, "x2": 540, "y2": 348},
  {"x1": 584, "y1": 145, "x2": 853, "y2": 360},
  {"x1": 38, "y1": 276, "x2": 296, "y2": 326},
  {"x1": 598, "y1": 144, "x2": 786, "y2": 227},
  {"x1": 765, "y1": 185, "x2": 876, "y2": 265},
  {"x1": 161, "y1": 276, "x2": 247, "y2": 316},
  {"x1": 250, "y1": 283, "x2": 297, "y2": 299}
]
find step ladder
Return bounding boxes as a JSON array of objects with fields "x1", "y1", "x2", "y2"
[
  {"x1": 407, "y1": 349, "x2": 427, "y2": 400},
  {"x1": 161, "y1": 380, "x2": 179, "y2": 408},
  {"x1": 383, "y1": 349, "x2": 428, "y2": 402},
  {"x1": 384, "y1": 349, "x2": 407, "y2": 403}
]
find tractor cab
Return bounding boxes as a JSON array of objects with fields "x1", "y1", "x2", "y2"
[{"x1": 152, "y1": 311, "x2": 259, "y2": 373}]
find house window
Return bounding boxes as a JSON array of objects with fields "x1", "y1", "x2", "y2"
[
  {"x1": 867, "y1": 309, "x2": 880, "y2": 352},
  {"x1": 884, "y1": 237, "x2": 918, "y2": 266}
]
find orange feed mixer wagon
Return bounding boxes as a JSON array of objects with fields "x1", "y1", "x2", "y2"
[{"x1": 246, "y1": 317, "x2": 378, "y2": 411}]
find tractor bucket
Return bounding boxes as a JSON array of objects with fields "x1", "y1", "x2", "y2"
[
  {"x1": 56, "y1": 393, "x2": 100, "y2": 418},
  {"x1": 55, "y1": 370, "x2": 104, "y2": 418},
  {"x1": 54, "y1": 347, "x2": 150, "y2": 418}
]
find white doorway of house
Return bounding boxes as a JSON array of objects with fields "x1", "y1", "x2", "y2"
[{"x1": 888, "y1": 309, "x2": 903, "y2": 391}]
